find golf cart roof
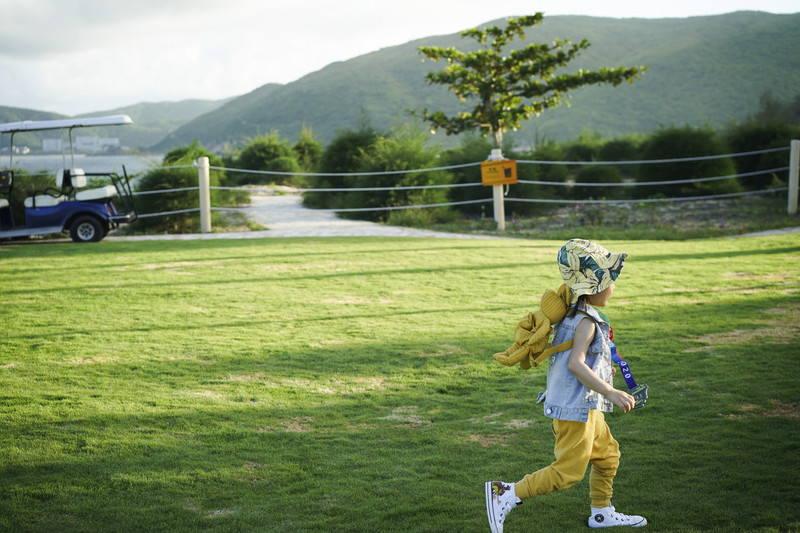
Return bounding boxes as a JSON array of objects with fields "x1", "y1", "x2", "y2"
[{"x1": 0, "y1": 114, "x2": 133, "y2": 134}]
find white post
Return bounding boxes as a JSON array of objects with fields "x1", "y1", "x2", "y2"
[
  {"x1": 197, "y1": 156, "x2": 212, "y2": 233},
  {"x1": 487, "y1": 148, "x2": 506, "y2": 230},
  {"x1": 789, "y1": 139, "x2": 799, "y2": 215}
]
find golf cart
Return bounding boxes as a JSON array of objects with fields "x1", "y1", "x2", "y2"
[{"x1": 0, "y1": 115, "x2": 137, "y2": 243}]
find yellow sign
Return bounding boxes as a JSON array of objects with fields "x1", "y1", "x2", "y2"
[{"x1": 481, "y1": 159, "x2": 517, "y2": 186}]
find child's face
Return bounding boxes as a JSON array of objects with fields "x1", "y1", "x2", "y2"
[{"x1": 587, "y1": 283, "x2": 615, "y2": 307}]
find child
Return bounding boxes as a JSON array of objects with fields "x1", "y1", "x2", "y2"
[{"x1": 485, "y1": 239, "x2": 647, "y2": 532}]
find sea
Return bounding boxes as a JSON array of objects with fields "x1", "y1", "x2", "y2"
[{"x1": 4, "y1": 153, "x2": 165, "y2": 176}]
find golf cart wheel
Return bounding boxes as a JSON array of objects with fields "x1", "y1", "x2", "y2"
[{"x1": 70, "y1": 216, "x2": 104, "y2": 243}]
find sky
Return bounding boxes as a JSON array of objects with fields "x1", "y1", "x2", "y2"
[{"x1": 1, "y1": 0, "x2": 797, "y2": 116}]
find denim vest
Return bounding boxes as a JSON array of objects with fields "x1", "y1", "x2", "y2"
[{"x1": 536, "y1": 302, "x2": 613, "y2": 422}]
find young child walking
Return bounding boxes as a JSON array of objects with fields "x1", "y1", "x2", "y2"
[{"x1": 485, "y1": 239, "x2": 647, "y2": 532}]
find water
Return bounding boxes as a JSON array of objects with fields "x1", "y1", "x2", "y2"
[{"x1": 3, "y1": 153, "x2": 165, "y2": 176}]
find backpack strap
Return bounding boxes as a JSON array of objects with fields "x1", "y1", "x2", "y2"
[
  {"x1": 532, "y1": 309, "x2": 594, "y2": 365},
  {"x1": 531, "y1": 338, "x2": 574, "y2": 365}
]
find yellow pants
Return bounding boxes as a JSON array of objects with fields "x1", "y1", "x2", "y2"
[{"x1": 515, "y1": 410, "x2": 620, "y2": 508}]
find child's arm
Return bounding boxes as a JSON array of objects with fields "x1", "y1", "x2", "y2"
[{"x1": 568, "y1": 318, "x2": 636, "y2": 413}]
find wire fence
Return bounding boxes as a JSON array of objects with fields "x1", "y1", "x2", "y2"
[{"x1": 127, "y1": 144, "x2": 796, "y2": 220}]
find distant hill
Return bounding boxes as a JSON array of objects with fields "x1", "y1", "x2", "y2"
[
  {"x1": 0, "y1": 107, "x2": 66, "y2": 151},
  {"x1": 152, "y1": 11, "x2": 800, "y2": 151},
  {"x1": 79, "y1": 99, "x2": 233, "y2": 150},
  {"x1": 0, "y1": 98, "x2": 231, "y2": 152}
]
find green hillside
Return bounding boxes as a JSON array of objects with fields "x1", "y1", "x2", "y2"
[
  {"x1": 153, "y1": 11, "x2": 800, "y2": 151},
  {"x1": 79, "y1": 99, "x2": 232, "y2": 150}
]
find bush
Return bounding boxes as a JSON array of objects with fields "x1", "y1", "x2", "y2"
[
  {"x1": 636, "y1": 126, "x2": 742, "y2": 198},
  {"x1": 302, "y1": 127, "x2": 380, "y2": 210},
  {"x1": 231, "y1": 133, "x2": 299, "y2": 186},
  {"x1": 572, "y1": 165, "x2": 625, "y2": 200},
  {"x1": 292, "y1": 125, "x2": 323, "y2": 174},
  {"x1": 725, "y1": 119, "x2": 800, "y2": 190},
  {"x1": 132, "y1": 141, "x2": 243, "y2": 234},
  {"x1": 346, "y1": 125, "x2": 454, "y2": 222}
]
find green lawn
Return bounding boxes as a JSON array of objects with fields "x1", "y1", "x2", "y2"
[{"x1": 1, "y1": 235, "x2": 799, "y2": 532}]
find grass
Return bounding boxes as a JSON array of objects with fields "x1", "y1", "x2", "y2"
[
  {"x1": 1, "y1": 234, "x2": 799, "y2": 532},
  {"x1": 432, "y1": 195, "x2": 800, "y2": 240}
]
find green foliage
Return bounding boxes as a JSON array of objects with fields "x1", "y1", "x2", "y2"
[
  {"x1": 416, "y1": 14, "x2": 646, "y2": 147},
  {"x1": 292, "y1": 124, "x2": 323, "y2": 173},
  {"x1": 572, "y1": 165, "x2": 625, "y2": 200},
  {"x1": 439, "y1": 134, "x2": 494, "y2": 215},
  {"x1": 725, "y1": 119, "x2": 799, "y2": 190},
  {"x1": 348, "y1": 125, "x2": 453, "y2": 222},
  {"x1": 132, "y1": 141, "x2": 242, "y2": 234},
  {"x1": 724, "y1": 93, "x2": 800, "y2": 191},
  {"x1": 636, "y1": 126, "x2": 742, "y2": 198},
  {"x1": 302, "y1": 127, "x2": 380, "y2": 210},
  {"x1": 231, "y1": 132, "x2": 297, "y2": 186}
]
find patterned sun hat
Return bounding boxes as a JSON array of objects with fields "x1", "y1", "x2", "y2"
[{"x1": 557, "y1": 239, "x2": 627, "y2": 303}]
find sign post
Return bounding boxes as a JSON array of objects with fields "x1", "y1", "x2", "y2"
[{"x1": 481, "y1": 149, "x2": 517, "y2": 230}]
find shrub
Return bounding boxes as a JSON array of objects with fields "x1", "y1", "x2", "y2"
[
  {"x1": 346, "y1": 125, "x2": 453, "y2": 222},
  {"x1": 132, "y1": 141, "x2": 243, "y2": 234},
  {"x1": 292, "y1": 125, "x2": 323, "y2": 173},
  {"x1": 232, "y1": 133, "x2": 299, "y2": 186},
  {"x1": 636, "y1": 126, "x2": 742, "y2": 198},
  {"x1": 725, "y1": 119, "x2": 800, "y2": 190},
  {"x1": 302, "y1": 127, "x2": 380, "y2": 210},
  {"x1": 572, "y1": 165, "x2": 625, "y2": 200}
]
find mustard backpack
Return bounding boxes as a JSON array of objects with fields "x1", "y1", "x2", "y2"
[{"x1": 493, "y1": 284, "x2": 577, "y2": 370}]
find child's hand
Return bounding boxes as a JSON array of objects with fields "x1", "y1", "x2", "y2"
[{"x1": 606, "y1": 388, "x2": 636, "y2": 413}]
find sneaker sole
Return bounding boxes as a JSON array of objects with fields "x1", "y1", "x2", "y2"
[
  {"x1": 589, "y1": 516, "x2": 648, "y2": 528},
  {"x1": 485, "y1": 482, "x2": 500, "y2": 533}
]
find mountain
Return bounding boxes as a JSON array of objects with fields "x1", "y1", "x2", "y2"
[
  {"x1": 152, "y1": 11, "x2": 800, "y2": 151},
  {"x1": 77, "y1": 99, "x2": 233, "y2": 149},
  {"x1": 0, "y1": 98, "x2": 231, "y2": 152},
  {"x1": 0, "y1": 107, "x2": 66, "y2": 151}
]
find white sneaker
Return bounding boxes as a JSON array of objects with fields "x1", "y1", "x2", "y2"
[
  {"x1": 485, "y1": 481, "x2": 522, "y2": 533},
  {"x1": 589, "y1": 504, "x2": 647, "y2": 528}
]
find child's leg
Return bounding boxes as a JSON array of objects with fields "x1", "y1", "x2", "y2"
[
  {"x1": 588, "y1": 412, "x2": 620, "y2": 508},
  {"x1": 515, "y1": 417, "x2": 594, "y2": 499}
]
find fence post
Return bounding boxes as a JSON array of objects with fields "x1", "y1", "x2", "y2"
[
  {"x1": 197, "y1": 157, "x2": 212, "y2": 233},
  {"x1": 487, "y1": 149, "x2": 506, "y2": 230},
  {"x1": 789, "y1": 139, "x2": 799, "y2": 215}
]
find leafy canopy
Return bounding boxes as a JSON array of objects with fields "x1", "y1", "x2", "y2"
[{"x1": 417, "y1": 14, "x2": 647, "y2": 147}]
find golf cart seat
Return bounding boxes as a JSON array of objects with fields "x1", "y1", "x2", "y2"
[
  {"x1": 75, "y1": 185, "x2": 117, "y2": 201},
  {"x1": 24, "y1": 194, "x2": 64, "y2": 208},
  {"x1": 57, "y1": 168, "x2": 87, "y2": 189},
  {"x1": 23, "y1": 168, "x2": 83, "y2": 208},
  {"x1": 60, "y1": 168, "x2": 117, "y2": 202}
]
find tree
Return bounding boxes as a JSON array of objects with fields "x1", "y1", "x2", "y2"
[
  {"x1": 292, "y1": 124, "x2": 323, "y2": 172},
  {"x1": 416, "y1": 14, "x2": 646, "y2": 148},
  {"x1": 233, "y1": 133, "x2": 297, "y2": 185}
]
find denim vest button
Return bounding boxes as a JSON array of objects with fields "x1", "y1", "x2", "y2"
[{"x1": 546, "y1": 408, "x2": 552, "y2": 415}]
